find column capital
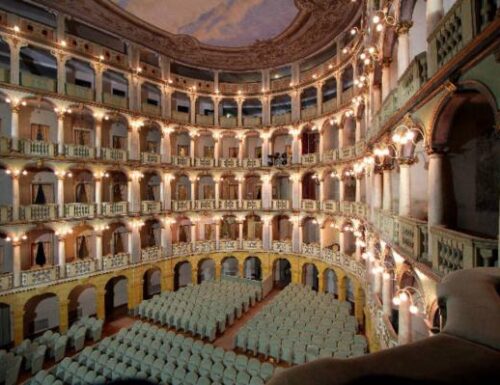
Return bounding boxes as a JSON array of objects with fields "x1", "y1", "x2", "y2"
[
  {"x1": 382, "y1": 58, "x2": 392, "y2": 67},
  {"x1": 396, "y1": 20, "x2": 414, "y2": 35}
]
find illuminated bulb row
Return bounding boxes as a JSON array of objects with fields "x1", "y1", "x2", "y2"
[
  {"x1": 5, "y1": 169, "x2": 28, "y2": 176},
  {"x1": 54, "y1": 107, "x2": 72, "y2": 114},
  {"x1": 392, "y1": 130, "x2": 416, "y2": 144},
  {"x1": 5, "y1": 98, "x2": 27, "y2": 107}
]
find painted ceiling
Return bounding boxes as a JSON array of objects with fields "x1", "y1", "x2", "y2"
[{"x1": 112, "y1": 0, "x2": 299, "y2": 47}]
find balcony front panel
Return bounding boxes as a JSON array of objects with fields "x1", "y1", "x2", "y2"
[
  {"x1": 271, "y1": 113, "x2": 291, "y2": 126},
  {"x1": 64, "y1": 144, "x2": 95, "y2": 159},
  {"x1": 272, "y1": 240, "x2": 292, "y2": 253},
  {"x1": 102, "y1": 201, "x2": 128, "y2": 216},
  {"x1": 65, "y1": 258, "x2": 97, "y2": 278},
  {"x1": 340, "y1": 87, "x2": 354, "y2": 105},
  {"x1": 302, "y1": 199, "x2": 319, "y2": 211},
  {"x1": 64, "y1": 203, "x2": 95, "y2": 219},
  {"x1": 272, "y1": 199, "x2": 290, "y2": 210},
  {"x1": 0, "y1": 205, "x2": 12, "y2": 224},
  {"x1": 301, "y1": 106, "x2": 317, "y2": 120},
  {"x1": 219, "y1": 239, "x2": 239, "y2": 251},
  {"x1": 141, "y1": 152, "x2": 161, "y2": 164},
  {"x1": 323, "y1": 149, "x2": 339, "y2": 162},
  {"x1": 103, "y1": 93, "x2": 128, "y2": 109},
  {"x1": 220, "y1": 116, "x2": 237, "y2": 128},
  {"x1": 141, "y1": 102, "x2": 161, "y2": 116},
  {"x1": 141, "y1": 246, "x2": 163, "y2": 262},
  {"x1": 302, "y1": 243, "x2": 321, "y2": 256},
  {"x1": 241, "y1": 158, "x2": 262, "y2": 168},
  {"x1": 0, "y1": 273, "x2": 13, "y2": 291},
  {"x1": 19, "y1": 139, "x2": 56, "y2": 157},
  {"x1": 172, "y1": 242, "x2": 192, "y2": 256},
  {"x1": 242, "y1": 200, "x2": 262, "y2": 210},
  {"x1": 218, "y1": 158, "x2": 239, "y2": 168},
  {"x1": 323, "y1": 200, "x2": 339, "y2": 213},
  {"x1": 194, "y1": 199, "x2": 216, "y2": 210},
  {"x1": 322, "y1": 98, "x2": 337, "y2": 113},
  {"x1": 172, "y1": 200, "x2": 191, "y2": 211},
  {"x1": 243, "y1": 239, "x2": 263, "y2": 250},
  {"x1": 194, "y1": 240, "x2": 216, "y2": 253},
  {"x1": 194, "y1": 158, "x2": 215, "y2": 167},
  {"x1": 0, "y1": 67, "x2": 10, "y2": 83},
  {"x1": 219, "y1": 200, "x2": 239, "y2": 210},
  {"x1": 103, "y1": 253, "x2": 131, "y2": 270},
  {"x1": 66, "y1": 83, "x2": 94, "y2": 101},
  {"x1": 340, "y1": 201, "x2": 355, "y2": 215},
  {"x1": 243, "y1": 116, "x2": 262, "y2": 127},
  {"x1": 21, "y1": 266, "x2": 59, "y2": 287},
  {"x1": 20, "y1": 72, "x2": 56, "y2": 92},
  {"x1": 398, "y1": 216, "x2": 428, "y2": 263},
  {"x1": 0, "y1": 136, "x2": 10, "y2": 155},
  {"x1": 172, "y1": 155, "x2": 191, "y2": 167},
  {"x1": 196, "y1": 114, "x2": 214, "y2": 126},
  {"x1": 339, "y1": 145, "x2": 356, "y2": 160},
  {"x1": 172, "y1": 110, "x2": 189, "y2": 123},
  {"x1": 101, "y1": 147, "x2": 128, "y2": 162},
  {"x1": 20, "y1": 204, "x2": 58, "y2": 222},
  {"x1": 302, "y1": 153, "x2": 319, "y2": 165},
  {"x1": 141, "y1": 200, "x2": 162, "y2": 214}
]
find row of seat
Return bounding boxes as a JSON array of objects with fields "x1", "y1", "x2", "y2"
[
  {"x1": 27, "y1": 321, "x2": 279, "y2": 385},
  {"x1": 235, "y1": 284, "x2": 368, "y2": 363},
  {"x1": 1, "y1": 316, "x2": 103, "y2": 385},
  {"x1": 137, "y1": 280, "x2": 262, "y2": 341}
]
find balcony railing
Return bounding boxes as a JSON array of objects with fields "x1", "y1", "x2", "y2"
[
  {"x1": 0, "y1": 273, "x2": 13, "y2": 291},
  {"x1": 323, "y1": 200, "x2": 339, "y2": 213},
  {"x1": 323, "y1": 149, "x2": 339, "y2": 162},
  {"x1": 322, "y1": 98, "x2": 337, "y2": 113},
  {"x1": 272, "y1": 240, "x2": 292, "y2": 253},
  {"x1": 64, "y1": 144, "x2": 95, "y2": 159},
  {"x1": 194, "y1": 158, "x2": 215, "y2": 167},
  {"x1": 0, "y1": 205, "x2": 12, "y2": 224},
  {"x1": 172, "y1": 110, "x2": 189, "y2": 123},
  {"x1": 20, "y1": 72, "x2": 56, "y2": 92},
  {"x1": 194, "y1": 200, "x2": 216, "y2": 210},
  {"x1": 101, "y1": 147, "x2": 128, "y2": 162},
  {"x1": 102, "y1": 201, "x2": 128, "y2": 216},
  {"x1": 302, "y1": 243, "x2": 321, "y2": 256},
  {"x1": 242, "y1": 200, "x2": 262, "y2": 210},
  {"x1": 172, "y1": 200, "x2": 191, "y2": 211},
  {"x1": 103, "y1": 93, "x2": 128, "y2": 109},
  {"x1": 21, "y1": 266, "x2": 59, "y2": 287},
  {"x1": 243, "y1": 116, "x2": 262, "y2": 127},
  {"x1": 340, "y1": 201, "x2": 355, "y2": 215},
  {"x1": 18, "y1": 139, "x2": 55, "y2": 157},
  {"x1": 340, "y1": 87, "x2": 353, "y2": 105},
  {"x1": 241, "y1": 158, "x2": 262, "y2": 168},
  {"x1": 141, "y1": 246, "x2": 163, "y2": 262},
  {"x1": 0, "y1": 67, "x2": 9, "y2": 83},
  {"x1": 431, "y1": 226, "x2": 498, "y2": 274},
  {"x1": 194, "y1": 240, "x2": 216, "y2": 254},
  {"x1": 302, "y1": 199, "x2": 318, "y2": 211},
  {"x1": 196, "y1": 114, "x2": 214, "y2": 126},
  {"x1": 0, "y1": 136, "x2": 10, "y2": 155},
  {"x1": 172, "y1": 242, "x2": 192, "y2": 257},
  {"x1": 339, "y1": 145, "x2": 356, "y2": 160},
  {"x1": 397, "y1": 216, "x2": 428, "y2": 264},
  {"x1": 66, "y1": 83, "x2": 94, "y2": 101},
  {"x1": 220, "y1": 116, "x2": 237, "y2": 128},
  {"x1": 141, "y1": 152, "x2": 161, "y2": 164},
  {"x1": 219, "y1": 200, "x2": 239, "y2": 210},
  {"x1": 172, "y1": 155, "x2": 191, "y2": 167},
  {"x1": 271, "y1": 113, "x2": 292, "y2": 125},
  {"x1": 302, "y1": 153, "x2": 319, "y2": 165},
  {"x1": 272, "y1": 199, "x2": 290, "y2": 210},
  {"x1": 219, "y1": 158, "x2": 239, "y2": 168},
  {"x1": 103, "y1": 253, "x2": 130, "y2": 270},
  {"x1": 219, "y1": 239, "x2": 238, "y2": 251},
  {"x1": 141, "y1": 102, "x2": 160, "y2": 116},
  {"x1": 141, "y1": 200, "x2": 162, "y2": 214},
  {"x1": 65, "y1": 258, "x2": 97, "y2": 278},
  {"x1": 64, "y1": 203, "x2": 95, "y2": 219},
  {"x1": 243, "y1": 240, "x2": 263, "y2": 250},
  {"x1": 301, "y1": 106, "x2": 317, "y2": 120},
  {"x1": 20, "y1": 204, "x2": 58, "y2": 221}
]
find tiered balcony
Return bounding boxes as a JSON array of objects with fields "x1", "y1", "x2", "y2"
[
  {"x1": 21, "y1": 266, "x2": 59, "y2": 287},
  {"x1": 323, "y1": 200, "x2": 339, "y2": 213},
  {"x1": 172, "y1": 200, "x2": 191, "y2": 211},
  {"x1": 218, "y1": 158, "x2": 239, "y2": 168},
  {"x1": 20, "y1": 72, "x2": 56, "y2": 92},
  {"x1": 194, "y1": 240, "x2": 216, "y2": 253},
  {"x1": 271, "y1": 113, "x2": 292, "y2": 125},
  {"x1": 66, "y1": 83, "x2": 94, "y2": 101},
  {"x1": 19, "y1": 204, "x2": 58, "y2": 221},
  {"x1": 302, "y1": 243, "x2": 321, "y2": 257},
  {"x1": 65, "y1": 259, "x2": 98, "y2": 278},
  {"x1": 339, "y1": 145, "x2": 356, "y2": 160},
  {"x1": 141, "y1": 246, "x2": 163, "y2": 262},
  {"x1": 64, "y1": 144, "x2": 95, "y2": 159},
  {"x1": 102, "y1": 201, "x2": 128, "y2": 216},
  {"x1": 172, "y1": 242, "x2": 192, "y2": 257},
  {"x1": 64, "y1": 203, "x2": 95, "y2": 219},
  {"x1": 18, "y1": 139, "x2": 56, "y2": 157},
  {"x1": 242, "y1": 240, "x2": 263, "y2": 250},
  {"x1": 0, "y1": 205, "x2": 12, "y2": 224},
  {"x1": 0, "y1": 273, "x2": 13, "y2": 291},
  {"x1": 101, "y1": 148, "x2": 128, "y2": 162},
  {"x1": 103, "y1": 253, "x2": 131, "y2": 270},
  {"x1": 242, "y1": 200, "x2": 262, "y2": 210},
  {"x1": 241, "y1": 158, "x2": 262, "y2": 168},
  {"x1": 141, "y1": 152, "x2": 161, "y2": 164},
  {"x1": 302, "y1": 153, "x2": 319, "y2": 165},
  {"x1": 141, "y1": 201, "x2": 162, "y2": 214},
  {"x1": 219, "y1": 239, "x2": 239, "y2": 251},
  {"x1": 196, "y1": 114, "x2": 214, "y2": 126},
  {"x1": 103, "y1": 93, "x2": 128, "y2": 109}
]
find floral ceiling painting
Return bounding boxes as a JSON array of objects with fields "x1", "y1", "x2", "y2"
[{"x1": 113, "y1": 0, "x2": 298, "y2": 47}]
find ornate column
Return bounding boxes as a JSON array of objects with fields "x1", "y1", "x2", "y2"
[
  {"x1": 213, "y1": 96, "x2": 220, "y2": 126},
  {"x1": 316, "y1": 81, "x2": 323, "y2": 115},
  {"x1": 318, "y1": 130, "x2": 324, "y2": 160},
  {"x1": 189, "y1": 133, "x2": 196, "y2": 160},
  {"x1": 354, "y1": 285, "x2": 365, "y2": 326},
  {"x1": 339, "y1": 230, "x2": 345, "y2": 253},
  {"x1": 57, "y1": 174, "x2": 65, "y2": 218},
  {"x1": 291, "y1": 88, "x2": 300, "y2": 121},
  {"x1": 261, "y1": 96, "x2": 271, "y2": 125},
  {"x1": 214, "y1": 175, "x2": 220, "y2": 208},
  {"x1": 373, "y1": 169, "x2": 383, "y2": 209},
  {"x1": 215, "y1": 220, "x2": 221, "y2": 250},
  {"x1": 336, "y1": 72, "x2": 343, "y2": 109},
  {"x1": 56, "y1": 53, "x2": 68, "y2": 95},
  {"x1": 238, "y1": 220, "x2": 244, "y2": 249},
  {"x1": 262, "y1": 174, "x2": 272, "y2": 209},
  {"x1": 338, "y1": 124, "x2": 344, "y2": 149},
  {"x1": 213, "y1": 134, "x2": 220, "y2": 163},
  {"x1": 428, "y1": 151, "x2": 445, "y2": 267},
  {"x1": 399, "y1": 160, "x2": 412, "y2": 217},
  {"x1": 12, "y1": 240, "x2": 21, "y2": 287},
  {"x1": 163, "y1": 88, "x2": 172, "y2": 118},
  {"x1": 129, "y1": 224, "x2": 141, "y2": 263},
  {"x1": 57, "y1": 235, "x2": 66, "y2": 278},
  {"x1": 161, "y1": 128, "x2": 172, "y2": 163},
  {"x1": 372, "y1": 85, "x2": 381, "y2": 114},
  {"x1": 261, "y1": 133, "x2": 270, "y2": 166},
  {"x1": 237, "y1": 97, "x2": 244, "y2": 127},
  {"x1": 319, "y1": 178, "x2": 325, "y2": 204},
  {"x1": 237, "y1": 176, "x2": 244, "y2": 208},
  {"x1": 128, "y1": 73, "x2": 139, "y2": 111},
  {"x1": 338, "y1": 275, "x2": 347, "y2": 302},
  {"x1": 95, "y1": 230, "x2": 103, "y2": 270},
  {"x1": 291, "y1": 174, "x2": 301, "y2": 210},
  {"x1": 190, "y1": 93, "x2": 197, "y2": 124},
  {"x1": 291, "y1": 130, "x2": 300, "y2": 164},
  {"x1": 397, "y1": 22, "x2": 413, "y2": 79},
  {"x1": 163, "y1": 173, "x2": 172, "y2": 211},
  {"x1": 382, "y1": 166, "x2": 393, "y2": 212},
  {"x1": 238, "y1": 135, "x2": 244, "y2": 162},
  {"x1": 96, "y1": 287, "x2": 106, "y2": 320},
  {"x1": 426, "y1": 0, "x2": 444, "y2": 36},
  {"x1": 355, "y1": 117, "x2": 362, "y2": 142},
  {"x1": 59, "y1": 299, "x2": 69, "y2": 334},
  {"x1": 381, "y1": 59, "x2": 391, "y2": 101},
  {"x1": 11, "y1": 173, "x2": 19, "y2": 221},
  {"x1": 94, "y1": 63, "x2": 104, "y2": 103},
  {"x1": 10, "y1": 104, "x2": 20, "y2": 150},
  {"x1": 94, "y1": 114, "x2": 103, "y2": 154},
  {"x1": 56, "y1": 110, "x2": 66, "y2": 154},
  {"x1": 189, "y1": 175, "x2": 196, "y2": 208},
  {"x1": 5, "y1": 37, "x2": 23, "y2": 85},
  {"x1": 382, "y1": 272, "x2": 393, "y2": 317},
  {"x1": 398, "y1": 293, "x2": 412, "y2": 345}
]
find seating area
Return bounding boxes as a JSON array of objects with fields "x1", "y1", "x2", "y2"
[
  {"x1": 137, "y1": 279, "x2": 262, "y2": 341},
  {"x1": 235, "y1": 284, "x2": 368, "y2": 364},
  {"x1": 28, "y1": 321, "x2": 278, "y2": 385},
  {"x1": 0, "y1": 316, "x2": 103, "y2": 385}
]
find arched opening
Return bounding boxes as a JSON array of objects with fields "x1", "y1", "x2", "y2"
[
  {"x1": 140, "y1": 171, "x2": 162, "y2": 209},
  {"x1": 344, "y1": 275, "x2": 355, "y2": 308},
  {"x1": 171, "y1": 91, "x2": 190, "y2": 122},
  {"x1": 324, "y1": 269, "x2": 338, "y2": 296},
  {"x1": 244, "y1": 256, "x2": 262, "y2": 280},
  {"x1": 141, "y1": 82, "x2": 161, "y2": 115},
  {"x1": 221, "y1": 256, "x2": 239, "y2": 277},
  {"x1": 102, "y1": 70, "x2": 129, "y2": 108},
  {"x1": 271, "y1": 94, "x2": 292, "y2": 125},
  {"x1": 18, "y1": 98, "x2": 58, "y2": 155},
  {"x1": 243, "y1": 132, "x2": 263, "y2": 160},
  {"x1": 220, "y1": 134, "x2": 239, "y2": 159},
  {"x1": 101, "y1": 114, "x2": 129, "y2": 156},
  {"x1": 219, "y1": 98, "x2": 237, "y2": 127},
  {"x1": 302, "y1": 172, "x2": 319, "y2": 201},
  {"x1": 195, "y1": 132, "x2": 215, "y2": 159},
  {"x1": 143, "y1": 267, "x2": 161, "y2": 300},
  {"x1": 65, "y1": 107, "x2": 96, "y2": 155},
  {"x1": 65, "y1": 58, "x2": 95, "y2": 101},
  {"x1": 24, "y1": 293, "x2": 59, "y2": 339},
  {"x1": 301, "y1": 125, "x2": 320, "y2": 155},
  {"x1": 300, "y1": 86, "x2": 317, "y2": 119},
  {"x1": 322, "y1": 119, "x2": 339, "y2": 152},
  {"x1": 341, "y1": 65, "x2": 354, "y2": 103},
  {"x1": 243, "y1": 214, "x2": 262, "y2": 242},
  {"x1": 322, "y1": 76, "x2": 338, "y2": 113},
  {"x1": 102, "y1": 222, "x2": 129, "y2": 257},
  {"x1": 68, "y1": 284, "x2": 97, "y2": 326},
  {"x1": 272, "y1": 215, "x2": 292, "y2": 242},
  {"x1": 0, "y1": 302, "x2": 12, "y2": 349},
  {"x1": 221, "y1": 215, "x2": 238, "y2": 240},
  {"x1": 195, "y1": 96, "x2": 214, "y2": 126},
  {"x1": 25, "y1": 227, "x2": 56, "y2": 269},
  {"x1": 140, "y1": 122, "x2": 162, "y2": 158},
  {"x1": 242, "y1": 98, "x2": 262, "y2": 127},
  {"x1": 104, "y1": 275, "x2": 128, "y2": 321},
  {"x1": 20, "y1": 45, "x2": 57, "y2": 92},
  {"x1": 302, "y1": 263, "x2": 319, "y2": 291},
  {"x1": 198, "y1": 258, "x2": 216, "y2": 283},
  {"x1": 171, "y1": 131, "x2": 191, "y2": 158},
  {"x1": 270, "y1": 129, "x2": 292, "y2": 166},
  {"x1": 273, "y1": 258, "x2": 291, "y2": 288},
  {"x1": 302, "y1": 217, "x2": 320, "y2": 245},
  {"x1": 174, "y1": 261, "x2": 192, "y2": 290}
]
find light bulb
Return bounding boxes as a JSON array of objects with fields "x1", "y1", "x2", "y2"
[
  {"x1": 372, "y1": 15, "x2": 381, "y2": 24},
  {"x1": 392, "y1": 297, "x2": 401, "y2": 306},
  {"x1": 350, "y1": 28, "x2": 357, "y2": 35},
  {"x1": 410, "y1": 305, "x2": 419, "y2": 314},
  {"x1": 376, "y1": 24, "x2": 384, "y2": 32}
]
